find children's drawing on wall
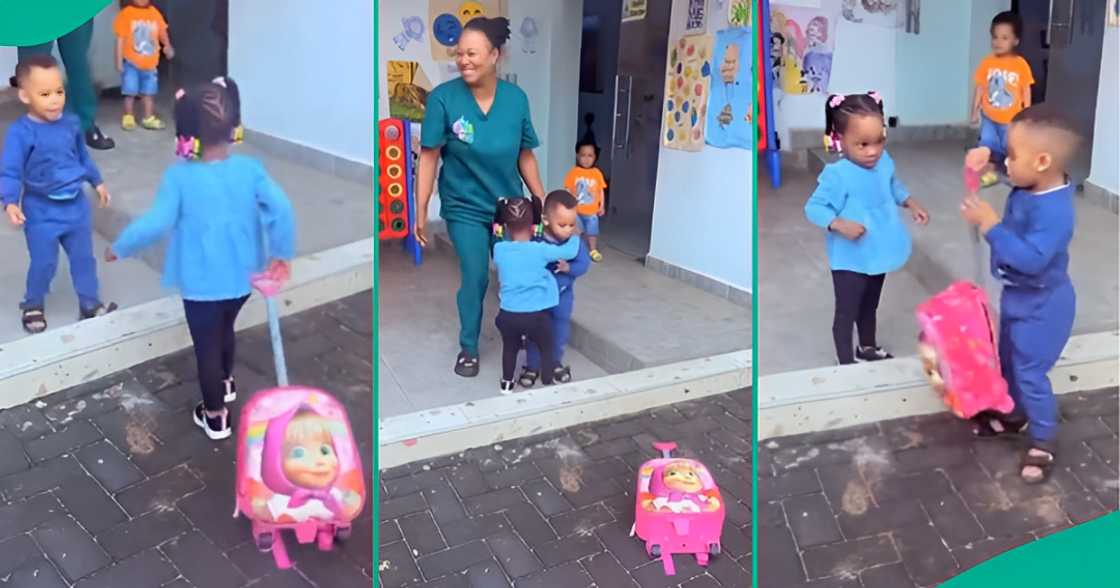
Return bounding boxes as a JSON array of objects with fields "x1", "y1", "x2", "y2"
[
  {"x1": 728, "y1": 0, "x2": 752, "y2": 28},
  {"x1": 429, "y1": 0, "x2": 507, "y2": 60},
  {"x1": 387, "y1": 61, "x2": 433, "y2": 123},
  {"x1": 394, "y1": 16, "x2": 426, "y2": 51},
  {"x1": 840, "y1": 0, "x2": 907, "y2": 30},
  {"x1": 771, "y1": 4, "x2": 837, "y2": 95},
  {"x1": 663, "y1": 34, "x2": 714, "y2": 151},
  {"x1": 706, "y1": 28, "x2": 753, "y2": 150},
  {"x1": 519, "y1": 17, "x2": 540, "y2": 54},
  {"x1": 622, "y1": 0, "x2": 649, "y2": 23},
  {"x1": 686, "y1": 0, "x2": 708, "y2": 35}
]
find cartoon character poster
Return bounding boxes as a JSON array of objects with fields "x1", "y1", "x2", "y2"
[
  {"x1": 387, "y1": 61, "x2": 433, "y2": 123},
  {"x1": 728, "y1": 0, "x2": 752, "y2": 28},
  {"x1": 706, "y1": 28, "x2": 753, "y2": 150},
  {"x1": 685, "y1": 0, "x2": 708, "y2": 35},
  {"x1": 428, "y1": 0, "x2": 508, "y2": 61},
  {"x1": 663, "y1": 34, "x2": 714, "y2": 151},
  {"x1": 771, "y1": 3, "x2": 838, "y2": 95}
]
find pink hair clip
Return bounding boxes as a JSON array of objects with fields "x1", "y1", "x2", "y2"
[
  {"x1": 867, "y1": 90, "x2": 883, "y2": 103},
  {"x1": 828, "y1": 94, "x2": 846, "y2": 108}
]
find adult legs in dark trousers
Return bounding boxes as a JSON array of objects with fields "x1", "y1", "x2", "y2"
[
  {"x1": 496, "y1": 310, "x2": 555, "y2": 389},
  {"x1": 16, "y1": 18, "x2": 115, "y2": 150},
  {"x1": 831, "y1": 270, "x2": 886, "y2": 364}
]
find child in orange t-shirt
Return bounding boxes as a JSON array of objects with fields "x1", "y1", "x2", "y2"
[
  {"x1": 563, "y1": 140, "x2": 607, "y2": 262},
  {"x1": 113, "y1": 0, "x2": 174, "y2": 131},
  {"x1": 971, "y1": 11, "x2": 1033, "y2": 187}
]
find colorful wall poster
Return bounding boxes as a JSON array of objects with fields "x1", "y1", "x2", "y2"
[
  {"x1": 770, "y1": 3, "x2": 838, "y2": 95},
  {"x1": 663, "y1": 33, "x2": 714, "y2": 151},
  {"x1": 685, "y1": 0, "x2": 708, "y2": 35},
  {"x1": 428, "y1": 0, "x2": 507, "y2": 61},
  {"x1": 387, "y1": 61, "x2": 433, "y2": 123},
  {"x1": 728, "y1": 0, "x2": 752, "y2": 28},
  {"x1": 706, "y1": 28, "x2": 753, "y2": 150},
  {"x1": 622, "y1": 0, "x2": 648, "y2": 23}
]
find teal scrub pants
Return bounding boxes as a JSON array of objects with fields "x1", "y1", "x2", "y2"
[
  {"x1": 19, "y1": 19, "x2": 97, "y2": 133},
  {"x1": 447, "y1": 220, "x2": 495, "y2": 356}
]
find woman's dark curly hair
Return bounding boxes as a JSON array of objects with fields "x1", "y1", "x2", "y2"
[
  {"x1": 464, "y1": 17, "x2": 512, "y2": 51},
  {"x1": 175, "y1": 76, "x2": 242, "y2": 148}
]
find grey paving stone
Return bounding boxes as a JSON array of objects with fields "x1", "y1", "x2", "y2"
[
  {"x1": 33, "y1": 515, "x2": 111, "y2": 582},
  {"x1": 398, "y1": 511, "x2": 447, "y2": 557},
  {"x1": 0, "y1": 454, "x2": 84, "y2": 500},
  {"x1": 548, "y1": 504, "x2": 614, "y2": 538},
  {"x1": 784, "y1": 493, "x2": 844, "y2": 548},
  {"x1": 0, "y1": 534, "x2": 45, "y2": 577},
  {"x1": 801, "y1": 535, "x2": 900, "y2": 580},
  {"x1": 72, "y1": 549, "x2": 179, "y2": 588},
  {"x1": 379, "y1": 540, "x2": 424, "y2": 587},
  {"x1": 114, "y1": 464, "x2": 203, "y2": 517},
  {"x1": 0, "y1": 493, "x2": 64, "y2": 538},
  {"x1": 53, "y1": 474, "x2": 128, "y2": 535},
  {"x1": 580, "y1": 551, "x2": 638, "y2": 588},
  {"x1": 0, "y1": 554, "x2": 69, "y2": 588},
  {"x1": 25, "y1": 420, "x2": 103, "y2": 461},
  {"x1": 535, "y1": 534, "x2": 604, "y2": 568},
  {"x1": 0, "y1": 428, "x2": 31, "y2": 477},
  {"x1": 97, "y1": 509, "x2": 191, "y2": 560},
  {"x1": 0, "y1": 405, "x2": 54, "y2": 441},
  {"x1": 75, "y1": 440, "x2": 145, "y2": 493},
  {"x1": 514, "y1": 561, "x2": 594, "y2": 588},
  {"x1": 487, "y1": 529, "x2": 543, "y2": 579},
  {"x1": 161, "y1": 531, "x2": 248, "y2": 588},
  {"x1": 416, "y1": 540, "x2": 493, "y2": 580}
]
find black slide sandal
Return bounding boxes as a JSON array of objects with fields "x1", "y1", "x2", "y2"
[
  {"x1": 21, "y1": 308, "x2": 46, "y2": 334},
  {"x1": 518, "y1": 368, "x2": 539, "y2": 388}
]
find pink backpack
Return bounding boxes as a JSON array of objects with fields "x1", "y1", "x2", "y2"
[
  {"x1": 234, "y1": 385, "x2": 366, "y2": 569},
  {"x1": 916, "y1": 281, "x2": 1014, "y2": 419},
  {"x1": 632, "y1": 442, "x2": 725, "y2": 576}
]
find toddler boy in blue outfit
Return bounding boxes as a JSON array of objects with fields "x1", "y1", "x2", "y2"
[
  {"x1": 961, "y1": 103, "x2": 1078, "y2": 485},
  {"x1": 1, "y1": 55, "x2": 116, "y2": 333},
  {"x1": 521, "y1": 190, "x2": 590, "y2": 387}
]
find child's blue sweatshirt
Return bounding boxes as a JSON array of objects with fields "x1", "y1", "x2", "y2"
[
  {"x1": 0, "y1": 113, "x2": 103, "y2": 205},
  {"x1": 493, "y1": 237, "x2": 580, "y2": 312},
  {"x1": 805, "y1": 151, "x2": 912, "y2": 276},
  {"x1": 986, "y1": 183, "x2": 1074, "y2": 290},
  {"x1": 111, "y1": 155, "x2": 296, "y2": 301},
  {"x1": 541, "y1": 233, "x2": 591, "y2": 293}
]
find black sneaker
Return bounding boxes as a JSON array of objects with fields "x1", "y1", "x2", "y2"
[
  {"x1": 193, "y1": 403, "x2": 231, "y2": 440},
  {"x1": 499, "y1": 380, "x2": 515, "y2": 395},
  {"x1": 855, "y1": 346, "x2": 894, "y2": 362},
  {"x1": 223, "y1": 378, "x2": 237, "y2": 403},
  {"x1": 85, "y1": 125, "x2": 115, "y2": 150},
  {"x1": 454, "y1": 351, "x2": 479, "y2": 378}
]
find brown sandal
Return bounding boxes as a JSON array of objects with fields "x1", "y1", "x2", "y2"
[{"x1": 1021, "y1": 446, "x2": 1055, "y2": 485}]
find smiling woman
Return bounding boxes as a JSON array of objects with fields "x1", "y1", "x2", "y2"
[{"x1": 413, "y1": 15, "x2": 546, "y2": 380}]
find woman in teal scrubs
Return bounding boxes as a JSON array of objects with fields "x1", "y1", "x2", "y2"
[{"x1": 415, "y1": 16, "x2": 546, "y2": 377}]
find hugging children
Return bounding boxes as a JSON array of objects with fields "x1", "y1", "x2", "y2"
[
  {"x1": 492, "y1": 193, "x2": 582, "y2": 394},
  {"x1": 107, "y1": 77, "x2": 296, "y2": 440},
  {"x1": 2, "y1": 55, "x2": 117, "y2": 334}
]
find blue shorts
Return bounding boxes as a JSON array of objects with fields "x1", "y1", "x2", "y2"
[
  {"x1": 578, "y1": 214, "x2": 599, "y2": 236},
  {"x1": 121, "y1": 61, "x2": 158, "y2": 96},
  {"x1": 978, "y1": 113, "x2": 1008, "y2": 158}
]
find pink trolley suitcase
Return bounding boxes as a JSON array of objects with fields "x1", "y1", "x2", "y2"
[
  {"x1": 632, "y1": 442, "x2": 725, "y2": 576},
  {"x1": 916, "y1": 281, "x2": 1014, "y2": 419},
  {"x1": 232, "y1": 268, "x2": 367, "y2": 570}
]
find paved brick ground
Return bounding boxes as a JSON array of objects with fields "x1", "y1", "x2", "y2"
[
  {"x1": 378, "y1": 388, "x2": 753, "y2": 588},
  {"x1": 757, "y1": 388, "x2": 1119, "y2": 588},
  {"x1": 0, "y1": 292, "x2": 374, "y2": 587}
]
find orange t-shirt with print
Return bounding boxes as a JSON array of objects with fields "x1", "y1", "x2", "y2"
[
  {"x1": 114, "y1": 5, "x2": 168, "y2": 71},
  {"x1": 564, "y1": 166, "x2": 607, "y2": 216},
  {"x1": 974, "y1": 54, "x2": 1034, "y2": 125}
]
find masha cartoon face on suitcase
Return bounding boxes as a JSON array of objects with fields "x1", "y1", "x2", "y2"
[
  {"x1": 639, "y1": 459, "x2": 722, "y2": 514},
  {"x1": 243, "y1": 394, "x2": 364, "y2": 524}
]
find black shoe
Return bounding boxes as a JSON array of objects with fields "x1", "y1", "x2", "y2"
[
  {"x1": 518, "y1": 368, "x2": 539, "y2": 388},
  {"x1": 855, "y1": 346, "x2": 893, "y2": 362},
  {"x1": 454, "y1": 351, "x2": 479, "y2": 378},
  {"x1": 553, "y1": 365, "x2": 572, "y2": 384},
  {"x1": 499, "y1": 380, "x2": 515, "y2": 395},
  {"x1": 193, "y1": 403, "x2": 231, "y2": 440},
  {"x1": 79, "y1": 302, "x2": 118, "y2": 320},
  {"x1": 971, "y1": 410, "x2": 1029, "y2": 439},
  {"x1": 85, "y1": 125, "x2": 115, "y2": 150}
]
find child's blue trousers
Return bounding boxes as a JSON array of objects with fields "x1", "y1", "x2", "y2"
[
  {"x1": 526, "y1": 285, "x2": 574, "y2": 370},
  {"x1": 999, "y1": 281, "x2": 1076, "y2": 445},
  {"x1": 21, "y1": 195, "x2": 100, "y2": 311}
]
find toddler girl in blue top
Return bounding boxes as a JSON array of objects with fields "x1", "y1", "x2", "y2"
[
  {"x1": 805, "y1": 92, "x2": 929, "y2": 365},
  {"x1": 492, "y1": 195, "x2": 579, "y2": 394},
  {"x1": 107, "y1": 77, "x2": 296, "y2": 440}
]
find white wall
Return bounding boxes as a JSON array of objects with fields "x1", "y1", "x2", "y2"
[
  {"x1": 377, "y1": 0, "x2": 582, "y2": 220},
  {"x1": 229, "y1": 0, "x2": 373, "y2": 165},
  {"x1": 0, "y1": 48, "x2": 15, "y2": 83},
  {"x1": 1089, "y1": 24, "x2": 1119, "y2": 194},
  {"x1": 648, "y1": 0, "x2": 752, "y2": 293}
]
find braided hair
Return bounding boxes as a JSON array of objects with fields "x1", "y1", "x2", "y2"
[
  {"x1": 174, "y1": 76, "x2": 243, "y2": 157},
  {"x1": 497, "y1": 196, "x2": 542, "y2": 232},
  {"x1": 823, "y1": 91, "x2": 884, "y2": 153}
]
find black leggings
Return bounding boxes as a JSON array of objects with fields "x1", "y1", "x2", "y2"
[
  {"x1": 831, "y1": 271, "x2": 885, "y2": 364},
  {"x1": 183, "y1": 296, "x2": 249, "y2": 411},
  {"x1": 496, "y1": 309, "x2": 555, "y2": 384}
]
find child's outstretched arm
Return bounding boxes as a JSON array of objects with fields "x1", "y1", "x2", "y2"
[
  {"x1": 963, "y1": 196, "x2": 1073, "y2": 276},
  {"x1": 109, "y1": 172, "x2": 182, "y2": 259},
  {"x1": 255, "y1": 169, "x2": 296, "y2": 261}
]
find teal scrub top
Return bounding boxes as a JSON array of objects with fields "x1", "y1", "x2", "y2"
[{"x1": 421, "y1": 78, "x2": 540, "y2": 225}]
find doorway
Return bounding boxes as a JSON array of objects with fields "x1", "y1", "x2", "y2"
[
  {"x1": 153, "y1": 0, "x2": 228, "y2": 90},
  {"x1": 576, "y1": 0, "x2": 673, "y2": 258},
  {"x1": 1013, "y1": 0, "x2": 1107, "y2": 185}
]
